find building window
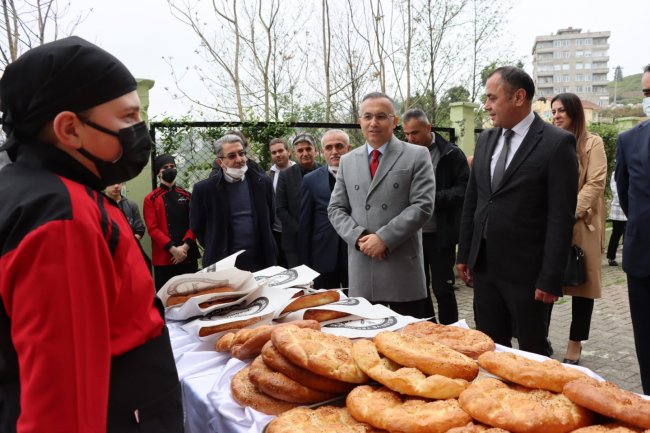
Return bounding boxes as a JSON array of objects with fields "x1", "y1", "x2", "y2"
[
  {"x1": 554, "y1": 64, "x2": 562, "y2": 71},
  {"x1": 584, "y1": 63, "x2": 592, "y2": 69},
  {"x1": 576, "y1": 50, "x2": 583, "y2": 57},
  {"x1": 562, "y1": 63, "x2": 570, "y2": 70},
  {"x1": 576, "y1": 74, "x2": 584, "y2": 81},
  {"x1": 553, "y1": 40, "x2": 564, "y2": 47},
  {"x1": 576, "y1": 63, "x2": 583, "y2": 70},
  {"x1": 563, "y1": 74, "x2": 569, "y2": 82},
  {"x1": 554, "y1": 75, "x2": 562, "y2": 83},
  {"x1": 584, "y1": 50, "x2": 592, "y2": 57},
  {"x1": 576, "y1": 86, "x2": 583, "y2": 93},
  {"x1": 593, "y1": 37, "x2": 607, "y2": 45}
]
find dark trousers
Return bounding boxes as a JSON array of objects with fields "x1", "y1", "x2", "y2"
[
  {"x1": 628, "y1": 274, "x2": 650, "y2": 394},
  {"x1": 422, "y1": 233, "x2": 459, "y2": 324},
  {"x1": 548, "y1": 296, "x2": 594, "y2": 341},
  {"x1": 607, "y1": 220, "x2": 626, "y2": 260},
  {"x1": 154, "y1": 261, "x2": 198, "y2": 291},
  {"x1": 473, "y1": 242, "x2": 552, "y2": 356},
  {"x1": 272, "y1": 230, "x2": 288, "y2": 268},
  {"x1": 313, "y1": 241, "x2": 349, "y2": 289},
  {"x1": 377, "y1": 299, "x2": 428, "y2": 319}
]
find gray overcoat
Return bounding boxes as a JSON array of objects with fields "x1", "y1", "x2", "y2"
[{"x1": 328, "y1": 136, "x2": 435, "y2": 302}]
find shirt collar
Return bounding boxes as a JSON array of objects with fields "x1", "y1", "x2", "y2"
[
  {"x1": 367, "y1": 142, "x2": 388, "y2": 156},
  {"x1": 271, "y1": 160, "x2": 295, "y2": 172},
  {"x1": 508, "y1": 111, "x2": 535, "y2": 138}
]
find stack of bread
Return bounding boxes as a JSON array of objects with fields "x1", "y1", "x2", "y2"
[
  {"x1": 227, "y1": 320, "x2": 650, "y2": 433},
  {"x1": 230, "y1": 324, "x2": 366, "y2": 415}
]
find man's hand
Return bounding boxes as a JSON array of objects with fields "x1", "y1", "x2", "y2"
[
  {"x1": 534, "y1": 288, "x2": 559, "y2": 303},
  {"x1": 456, "y1": 263, "x2": 473, "y2": 287},
  {"x1": 169, "y1": 245, "x2": 187, "y2": 264},
  {"x1": 358, "y1": 234, "x2": 387, "y2": 261}
]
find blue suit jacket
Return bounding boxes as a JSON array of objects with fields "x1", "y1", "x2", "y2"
[
  {"x1": 615, "y1": 120, "x2": 650, "y2": 278},
  {"x1": 299, "y1": 166, "x2": 341, "y2": 273}
]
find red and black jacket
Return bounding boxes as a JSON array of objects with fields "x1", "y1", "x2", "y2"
[
  {"x1": 0, "y1": 143, "x2": 182, "y2": 432},
  {"x1": 143, "y1": 184, "x2": 197, "y2": 266}
]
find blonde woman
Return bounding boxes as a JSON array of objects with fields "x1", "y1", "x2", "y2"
[{"x1": 550, "y1": 93, "x2": 607, "y2": 364}]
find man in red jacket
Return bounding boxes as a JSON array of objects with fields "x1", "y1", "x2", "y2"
[
  {"x1": 144, "y1": 154, "x2": 198, "y2": 289},
  {"x1": 0, "y1": 37, "x2": 183, "y2": 433}
]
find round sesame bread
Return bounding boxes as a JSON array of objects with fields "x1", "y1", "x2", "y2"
[
  {"x1": 401, "y1": 321, "x2": 495, "y2": 359},
  {"x1": 346, "y1": 385, "x2": 472, "y2": 433},
  {"x1": 477, "y1": 351, "x2": 588, "y2": 393},
  {"x1": 373, "y1": 331, "x2": 478, "y2": 381},
  {"x1": 459, "y1": 378, "x2": 593, "y2": 433},
  {"x1": 271, "y1": 325, "x2": 368, "y2": 384},
  {"x1": 351, "y1": 338, "x2": 468, "y2": 399}
]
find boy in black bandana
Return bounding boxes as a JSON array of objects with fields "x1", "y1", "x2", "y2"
[{"x1": 0, "y1": 37, "x2": 183, "y2": 433}]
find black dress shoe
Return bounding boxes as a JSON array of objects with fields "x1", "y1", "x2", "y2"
[
  {"x1": 608, "y1": 259, "x2": 619, "y2": 266},
  {"x1": 563, "y1": 358, "x2": 580, "y2": 365}
]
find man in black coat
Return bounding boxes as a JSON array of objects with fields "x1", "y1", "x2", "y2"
[
  {"x1": 191, "y1": 134, "x2": 276, "y2": 271},
  {"x1": 275, "y1": 133, "x2": 320, "y2": 267},
  {"x1": 403, "y1": 108, "x2": 469, "y2": 324},
  {"x1": 456, "y1": 66, "x2": 578, "y2": 356}
]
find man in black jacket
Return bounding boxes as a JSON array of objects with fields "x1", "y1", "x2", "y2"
[
  {"x1": 191, "y1": 134, "x2": 276, "y2": 271},
  {"x1": 403, "y1": 108, "x2": 469, "y2": 324},
  {"x1": 276, "y1": 133, "x2": 320, "y2": 267}
]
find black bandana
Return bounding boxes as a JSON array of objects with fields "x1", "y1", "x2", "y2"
[{"x1": 0, "y1": 36, "x2": 137, "y2": 159}]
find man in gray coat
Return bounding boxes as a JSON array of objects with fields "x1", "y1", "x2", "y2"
[{"x1": 328, "y1": 92, "x2": 436, "y2": 318}]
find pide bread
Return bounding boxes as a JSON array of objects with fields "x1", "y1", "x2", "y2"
[
  {"x1": 271, "y1": 325, "x2": 369, "y2": 384},
  {"x1": 563, "y1": 378, "x2": 650, "y2": 429},
  {"x1": 198, "y1": 316, "x2": 263, "y2": 337},
  {"x1": 280, "y1": 290, "x2": 340, "y2": 315},
  {"x1": 569, "y1": 423, "x2": 648, "y2": 432},
  {"x1": 215, "y1": 332, "x2": 236, "y2": 352},
  {"x1": 351, "y1": 339, "x2": 468, "y2": 399},
  {"x1": 230, "y1": 320, "x2": 320, "y2": 360},
  {"x1": 248, "y1": 356, "x2": 337, "y2": 404},
  {"x1": 230, "y1": 366, "x2": 298, "y2": 415},
  {"x1": 374, "y1": 331, "x2": 478, "y2": 381},
  {"x1": 477, "y1": 351, "x2": 587, "y2": 393},
  {"x1": 166, "y1": 286, "x2": 234, "y2": 307},
  {"x1": 459, "y1": 378, "x2": 593, "y2": 433},
  {"x1": 198, "y1": 296, "x2": 241, "y2": 309},
  {"x1": 303, "y1": 309, "x2": 351, "y2": 322},
  {"x1": 401, "y1": 321, "x2": 495, "y2": 359},
  {"x1": 346, "y1": 385, "x2": 472, "y2": 433},
  {"x1": 261, "y1": 341, "x2": 355, "y2": 394},
  {"x1": 446, "y1": 422, "x2": 510, "y2": 433},
  {"x1": 265, "y1": 406, "x2": 386, "y2": 433}
]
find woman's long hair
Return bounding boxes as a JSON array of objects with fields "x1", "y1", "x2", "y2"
[{"x1": 551, "y1": 93, "x2": 587, "y2": 143}]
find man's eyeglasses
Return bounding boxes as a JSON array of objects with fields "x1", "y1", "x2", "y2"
[
  {"x1": 218, "y1": 150, "x2": 247, "y2": 160},
  {"x1": 359, "y1": 112, "x2": 395, "y2": 122},
  {"x1": 323, "y1": 142, "x2": 347, "y2": 151}
]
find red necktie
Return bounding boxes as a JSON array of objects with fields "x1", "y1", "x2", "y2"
[{"x1": 370, "y1": 149, "x2": 380, "y2": 178}]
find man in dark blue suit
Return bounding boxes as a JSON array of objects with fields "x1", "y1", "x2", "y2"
[
  {"x1": 299, "y1": 129, "x2": 351, "y2": 289},
  {"x1": 615, "y1": 63, "x2": 650, "y2": 394}
]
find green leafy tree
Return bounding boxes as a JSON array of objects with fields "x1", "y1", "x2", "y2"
[{"x1": 589, "y1": 122, "x2": 619, "y2": 197}]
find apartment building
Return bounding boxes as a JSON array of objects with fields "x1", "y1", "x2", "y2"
[{"x1": 532, "y1": 27, "x2": 611, "y2": 106}]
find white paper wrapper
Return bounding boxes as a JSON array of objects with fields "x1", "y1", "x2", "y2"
[
  {"x1": 199, "y1": 251, "x2": 246, "y2": 273},
  {"x1": 158, "y1": 267, "x2": 262, "y2": 321},
  {"x1": 182, "y1": 285, "x2": 302, "y2": 342},
  {"x1": 279, "y1": 297, "x2": 422, "y2": 338},
  {"x1": 253, "y1": 265, "x2": 320, "y2": 290}
]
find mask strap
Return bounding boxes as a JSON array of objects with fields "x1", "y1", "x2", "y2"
[{"x1": 76, "y1": 114, "x2": 119, "y2": 137}]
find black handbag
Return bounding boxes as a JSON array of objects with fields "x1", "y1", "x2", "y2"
[{"x1": 563, "y1": 244, "x2": 586, "y2": 286}]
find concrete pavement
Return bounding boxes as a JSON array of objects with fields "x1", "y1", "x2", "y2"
[{"x1": 450, "y1": 245, "x2": 643, "y2": 394}]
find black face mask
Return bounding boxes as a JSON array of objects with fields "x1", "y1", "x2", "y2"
[
  {"x1": 161, "y1": 167, "x2": 177, "y2": 183},
  {"x1": 76, "y1": 115, "x2": 152, "y2": 188}
]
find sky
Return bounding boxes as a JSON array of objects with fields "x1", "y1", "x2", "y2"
[{"x1": 67, "y1": 0, "x2": 648, "y2": 119}]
